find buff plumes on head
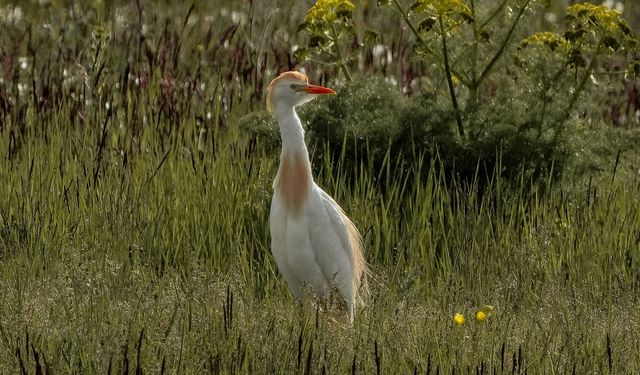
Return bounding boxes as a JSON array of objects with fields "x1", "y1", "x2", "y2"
[{"x1": 266, "y1": 71, "x2": 309, "y2": 113}]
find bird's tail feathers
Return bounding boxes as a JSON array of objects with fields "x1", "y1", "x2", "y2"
[{"x1": 339, "y1": 210, "x2": 369, "y2": 306}]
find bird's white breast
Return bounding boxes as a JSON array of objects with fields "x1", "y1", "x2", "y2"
[{"x1": 270, "y1": 188, "x2": 328, "y2": 298}]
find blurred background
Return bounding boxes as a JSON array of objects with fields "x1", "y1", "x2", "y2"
[{"x1": 1, "y1": 0, "x2": 638, "y2": 188}]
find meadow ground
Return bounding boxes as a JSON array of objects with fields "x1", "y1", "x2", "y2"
[
  {"x1": 2, "y1": 116, "x2": 640, "y2": 373},
  {"x1": 1, "y1": 0, "x2": 640, "y2": 373}
]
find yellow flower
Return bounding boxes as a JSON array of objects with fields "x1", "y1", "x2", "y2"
[
  {"x1": 567, "y1": 3, "x2": 626, "y2": 34},
  {"x1": 520, "y1": 32, "x2": 570, "y2": 52},
  {"x1": 413, "y1": 0, "x2": 471, "y2": 18},
  {"x1": 476, "y1": 305, "x2": 493, "y2": 321},
  {"x1": 453, "y1": 313, "x2": 465, "y2": 325},
  {"x1": 566, "y1": 3, "x2": 634, "y2": 44},
  {"x1": 306, "y1": 0, "x2": 355, "y2": 25}
]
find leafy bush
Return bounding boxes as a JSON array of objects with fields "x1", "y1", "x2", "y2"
[
  {"x1": 294, "y1": 1, "x2": 637, "y2": 185},
  {"x1": 302, "y1": 77, "x2": 407, "y2": 169},
  {"x1": 237, "y1": 1, "x2": 638, "y2": 187},
  {"x1": 302, "y1": 78, "x2": 568, "y2": 184},
  {"x1": 240, "y1": 74, "x2": 568, "y2": 185},
  {"x1": 238, "y1": 110, "x2": 280, "y2": 152},
  {"x1": 395, "y1": 92, "x2": 567, "y2": 183},
  {"x1": 240, "y1": 76, "x2": 408, "y2": 175}
]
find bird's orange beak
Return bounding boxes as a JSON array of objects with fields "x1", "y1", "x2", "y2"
[{"x1": 301, "y1": 84, "x2": 336, "y2": 95}]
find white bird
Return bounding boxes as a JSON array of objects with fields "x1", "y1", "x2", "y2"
[{"x1": 266, "y1": 71, "x2": 366, "y2": 323}]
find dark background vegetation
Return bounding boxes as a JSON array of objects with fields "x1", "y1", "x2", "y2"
[{"x1": 2, "y1": 0, "x2": 638, "y2": 182}]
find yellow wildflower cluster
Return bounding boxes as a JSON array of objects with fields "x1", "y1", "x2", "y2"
[
  {"x1": 521, "y1": 4, "x2": 636, "y2": 61},
  {"x1": 563, "y1": 3, "x2": 636, "y2": 54},
  {"x1": 566, "y1": 3, "x2": 631, "y2": 35},
  {"x1": 305, "y1": 0, "x2": 356, "y2": 25},
  {"x1": 411, "y1": 0, "x2": 473, "y2": 34},
  {"x1": 453, "y1": 305, "x2": 494, "y2": 325},
  {"x1": 297, "y1": 0, "x2": 358, "y2": 80},
  {"x1": 521, "y1": 32, "x2": 570, "y2": 52},
  {"x1": 412, "y1": 0, "x2": 473, "y2": 22}
]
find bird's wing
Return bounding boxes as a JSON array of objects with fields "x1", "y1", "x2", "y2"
[{"x1": 307, "y1": 185, "x2": 358, "y2": 299}]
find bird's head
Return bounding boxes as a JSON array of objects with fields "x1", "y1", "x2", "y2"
[{"x1": 266, "y1": 71, "x2": 335, "y2": 114}]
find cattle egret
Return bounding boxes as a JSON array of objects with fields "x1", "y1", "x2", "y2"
[{"x1": 266, "y1": 71, "x2": 366, "y2": 323}]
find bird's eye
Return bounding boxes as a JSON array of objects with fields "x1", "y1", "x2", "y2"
[{"x1": 290, "y1": 84, "x2": 298, "y2": 90}]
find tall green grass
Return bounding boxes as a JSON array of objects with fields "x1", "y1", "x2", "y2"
[{"x1": 1, "y1": 118, "x2": 639, "y2": 372}]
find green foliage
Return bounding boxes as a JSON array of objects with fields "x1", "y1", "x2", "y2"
[
  {"x1": 238, "y1": 110, "x2": 280, "y2": 152},
  {"x1": 358, "y1": 0, "x2": 639, "y2": 182},
  {"x1": 298, "y1": 77, "x2": 569, "y2": 184},
  {"x1": 411, "y1": 0, "x2": 474, "y2": 29},
  {"x1": 235, "y1": 72, "x2": 567, "y2": 185},
  {"x1": 385, "y1": 0, "x2": 536, "y2": 140},
  {"x1": 302, "y1": 77, "x2": 407, "y2": 169},
  {"x1": 296, "y1": 0, "x2": 360, "y2": 80},
  {"x1": 515, "y1": 4, "x2": 638, "y2": 145},
  {"x1": 2, "y1": 122, "x2": 640, "y2": 372}
]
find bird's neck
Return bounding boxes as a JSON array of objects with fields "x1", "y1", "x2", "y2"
[
  {"x1": 275, "y1": 105, "x2": 309, "y2": 155},
  {"x1": 273, "y1": 105, "x2": 313, "y2": 213}
]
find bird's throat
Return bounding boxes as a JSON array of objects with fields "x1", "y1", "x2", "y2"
[{"x1": 274, "y1": 150, "x2": 312, "y2": 214}]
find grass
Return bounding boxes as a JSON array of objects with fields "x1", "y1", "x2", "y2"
[
  {"x1": 1, "y1": 0, "x2": 640, "y2": 373},
  {"x1": 1, "y1": 120, "x2": 639, "y2": 372}
]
